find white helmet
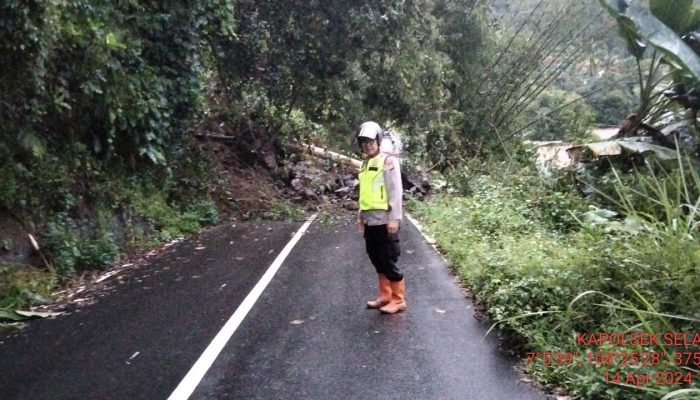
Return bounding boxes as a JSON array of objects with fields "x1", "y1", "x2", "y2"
[{"x1": 357, "y1": 121, "x2": 383, "y2": 142}]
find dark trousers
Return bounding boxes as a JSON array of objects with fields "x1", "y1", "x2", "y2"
[{"x1": 363, "y1": 224, "x2": 403, "y2": 281}]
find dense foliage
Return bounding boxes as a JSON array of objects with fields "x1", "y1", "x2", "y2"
[
  {"x1": 0, "y1": 0, "x2": 492, "y2": 315},
  {"x1": 409, "y1": 156, "x2": 700, "y2": 400},
  {"x1": 406, "y1": 2, "x2": 700, "y2": 399},
  {"x1": 0, "y1": 1, "x2": 236, "y2": 300}
]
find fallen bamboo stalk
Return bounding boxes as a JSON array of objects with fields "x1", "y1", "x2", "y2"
[{"x1": 298, "y1": 144, "x2": 362, "y2": 168}]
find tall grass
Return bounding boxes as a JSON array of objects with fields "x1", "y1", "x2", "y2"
[
  {"x1": 408, "y1": 156, "x2": 700, "y2": 399},
  {"x1": 591, "y1": 153, "x2": 700, "y2": 319}
]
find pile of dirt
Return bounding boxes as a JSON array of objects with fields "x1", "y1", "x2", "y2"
[
  {"x1": 198, "y1": 134, "x2": 433, "y2": 222},
  {"x1": 201, "y1": 138, "x2": 361, "y2": 219}
]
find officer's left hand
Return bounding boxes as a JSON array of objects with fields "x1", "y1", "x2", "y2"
[
  {"x1": 355, "y1": 217, "x2": 364, "y2": 233},
  {"x1": 387, "y1": 219, "x2": 399, "y2": 235}
]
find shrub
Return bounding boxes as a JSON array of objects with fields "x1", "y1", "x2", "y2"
[
  {"x1": 41, "y1": 213, "x2": 118, "y2": 275},
  {"x1": 408, "y1": 161, "x2": 700, "y2": 399},
  {"x1": 0, "y1": 264, "x2": 56, "y2": 311}
]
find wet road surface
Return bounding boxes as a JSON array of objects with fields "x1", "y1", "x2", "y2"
[{"x1": 0, "y1": 212, "x2": 544, "y2": 399}]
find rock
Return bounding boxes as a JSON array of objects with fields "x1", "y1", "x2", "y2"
[
  {"x1": 303, "y1": 188, "x2": 319, "y2": 200},
  {"x1": 291, "y1": 178, "x2": 304, "y2": 192}
]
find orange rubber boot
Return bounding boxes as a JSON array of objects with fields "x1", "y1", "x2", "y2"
[
  {"x1": 366, "y1": 274, "x2": 392, "y2": 309},
  {"x1": 380, "y1": 279, "x2": 407, "y2": 314}
]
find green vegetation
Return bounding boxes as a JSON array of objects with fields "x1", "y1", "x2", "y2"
[
  {"x1": 404, "y1": 2, "x2": 700, "y2": 398},
  {"x1": 0, "y1": 4, "x2": 491, "y2": 246},
  {"x1": 408, "y1": 154, "x2": 700, "y2": 399},
  {"x1": 0, "y1": 0, "x2": 234, "y2": 287},
  {"x1": 0, "y1": 264, "x2": 56, "y2": 324},
  {"x1": 0, "y1": 0, "x2": 492, "y2": 322}
]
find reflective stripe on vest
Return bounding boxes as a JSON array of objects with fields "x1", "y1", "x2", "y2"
[{"x1": 359, "y1": 154, "x2": 389, "y2": 211}]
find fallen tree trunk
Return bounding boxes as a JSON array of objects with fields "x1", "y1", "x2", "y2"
[
  {"x1": 302, "y1": 144, "x2": 429, "y2": 198},
  {"x1": 286, "y1": 142, "x2": 430, "y2": 201},
  {"x1": 194, "y1": 133, "x2": 236, "y2": 140},
  {"x1": 305, "y1": 144, "x2": 362, "y2": 168}
]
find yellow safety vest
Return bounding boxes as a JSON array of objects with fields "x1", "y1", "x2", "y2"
[{"x1": 359, "y1": 154, "x2": 389, "y2": 211}]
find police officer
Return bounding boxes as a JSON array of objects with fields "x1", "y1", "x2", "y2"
[{"x1": 355, "y1": 121, "x2": 406, "y2": 314}]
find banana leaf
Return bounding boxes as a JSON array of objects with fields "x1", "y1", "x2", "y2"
[
  {"x1": 598, "y1": 0, "x2": 646, "y2": 59},
  {"x1": 649, "y1": 0, "x2": 693, "y2": 33},
  {"x1": 0, "y1": 309, "x2": 62, "y2": 322},
  {"x1": 599, "y1": 0, "x2": 700, "y2": 79},
  {"x1": 567, "y1": 138, "x2": 677, "y2": 160}
]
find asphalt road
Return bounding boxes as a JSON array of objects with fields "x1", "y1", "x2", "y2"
[{"x1": 0, "y1": 211, "x2": 544, "y2": 400}]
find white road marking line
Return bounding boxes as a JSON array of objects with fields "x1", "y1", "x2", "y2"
[
  {"x1": 405, "y1": 212, "x2": 448, "y2": 262},
  {"x1": 167, "y1": 213, "x2": 318, "y2": 400}
]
